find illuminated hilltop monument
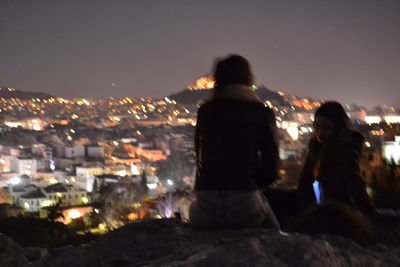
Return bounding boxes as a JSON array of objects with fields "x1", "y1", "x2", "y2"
[
  {"x1": 170, "y1": 75, "x2": 320, "y2": 111},
  {"x1": 176, "y1": 75, "x2": 292, "y2": 107},
  {"x1": 187, "y1": 76, "x2": 215, "y2": 90}
]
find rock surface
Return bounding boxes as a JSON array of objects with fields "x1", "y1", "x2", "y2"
[{"x1": 1, "y1": 219, "x2": 400, "y2": 267}]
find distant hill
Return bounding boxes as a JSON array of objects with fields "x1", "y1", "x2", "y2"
[
  {"x1": 0, "y1": 87, "x2": 54, "y2": 100},
  {"x1": 169, "y1": 89, "x2": 212, "y2": 105},
  {"x1": 255, "y1": 86, "x2": 287, "y2": 105},
  {"x1": 169, "y1": 85, "x2": 287, "y2": 106}
]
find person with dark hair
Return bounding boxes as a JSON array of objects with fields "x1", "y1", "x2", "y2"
[
  {"x1": 189, "y1": 55, "x2": 280, "y2": 229},
  {"x1": 297, "y1": 101, "x2": 376, "y2": 216}
]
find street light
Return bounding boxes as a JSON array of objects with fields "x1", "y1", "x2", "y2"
[{"x1": 10, "y1": 176, "x2": 21, "y2": 185}]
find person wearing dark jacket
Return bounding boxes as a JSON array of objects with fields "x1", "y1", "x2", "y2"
[
  {"x1": 189, "y1": 55, "x2": 280, "y2": 229},
  {"x1": 297, "y1": 102, "x2": 376, "y2": 217}
]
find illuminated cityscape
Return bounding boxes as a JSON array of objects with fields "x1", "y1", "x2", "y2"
[
  {"x1": 1, "y1": 1, "x2": 400, "y2": 264},
  {"x1": 1, "y1": 79, "x2": 399, "y2": 232}
]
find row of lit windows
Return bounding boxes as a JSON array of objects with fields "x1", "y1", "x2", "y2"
[{"x1": 48, "y1": 193, "x2": 85, "y2": 199}]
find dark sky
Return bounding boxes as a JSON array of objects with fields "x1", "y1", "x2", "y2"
[{"x1": 1, "y1": 0, "x2": 399, "y2": 106}]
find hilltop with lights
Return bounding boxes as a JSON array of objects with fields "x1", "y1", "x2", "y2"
[
  {"x1": 169, "y1": 76, "x2": 322, "y2": 111},
  {"x1": 0, "y1": 87, "x2": 54, "y2": 101}
]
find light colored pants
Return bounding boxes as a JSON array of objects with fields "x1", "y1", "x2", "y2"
[{"x1": 189, "y1": 190, "x2": 280, "y2": 229}]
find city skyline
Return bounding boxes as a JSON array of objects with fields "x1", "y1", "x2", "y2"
[{"x1": 1, "y1": 0, "x2": 400, "y2": 107}]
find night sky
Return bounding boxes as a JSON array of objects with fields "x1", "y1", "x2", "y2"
[{"x1": 1, "y1": 0, "x2": 399, "y2": 107}]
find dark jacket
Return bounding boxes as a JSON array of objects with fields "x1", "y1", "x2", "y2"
[
  {"x1": 297, "y1": 129, "x2": 376, "y2": 216},
  {"x1": 194, "y1": 97, "x2": 279, "y2": 191}
]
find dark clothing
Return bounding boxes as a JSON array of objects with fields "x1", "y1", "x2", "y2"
[
  {"x1": 194, "y1": 98, "x2": 279, "y2": 191},
  {"x1": 297, "y1": 130, "x2": 376, "y2": 216}
]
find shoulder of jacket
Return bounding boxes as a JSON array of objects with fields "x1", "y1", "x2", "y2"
[
  {"x1": 260, "y1": 105, "x2": 276, "y2": 121},
  {"x1": 198, "y1": 101, "x2": 213, "y2": 112},
  {"x1": 336, "y1": 129, "x2": 364, "y2": 146}
]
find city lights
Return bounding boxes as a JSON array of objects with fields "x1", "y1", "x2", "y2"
[
  {"x1": 383, "y1": 136, "x2": 400, "y2": 164},
  {"x1": 127, "y1": 212, "x2": 139, "y2": 220},
  {"x1": 68, "y1": 209, "x2": 81, "y2": 219},
  {"x1": 10, "y1": 177, "x2": 21, "y2": 185},
  {"x1": 365, "y1": 116, "x2": 381, "y2": 124},
  {"x1": 384, "y1": 116, "x2": 400, "y2": 124},
  {"x1": 41, "y1": 200, "x2": 53, "y2": 207},
  {"x1": 81, "y1": 197, "x2": 89, "y2": 204},
  {"x1": 0, "y1": 74, "x2": 398, "y2": 244}
]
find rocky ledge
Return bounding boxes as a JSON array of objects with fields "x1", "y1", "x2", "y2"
[{"x1": 1, "y1": 219, "x2": 400, "y2": 267}]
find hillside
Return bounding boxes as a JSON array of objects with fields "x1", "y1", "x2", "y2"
[
  {"x1": 0, "y1": 87, "x2": 54, "y2": 100},
  {"x1": 169, "y1": 86, "x2": 287, "y2": 106}
]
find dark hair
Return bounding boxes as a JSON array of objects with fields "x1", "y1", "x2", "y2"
[
  {"x1": 213, "y1": 55, "x2": 254, "y2": 88},
  {"x1": 315, "y1": 101, "x2": 350, "y2": 130}
]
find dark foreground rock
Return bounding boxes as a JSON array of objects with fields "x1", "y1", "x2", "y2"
[{"x1": 1, "y1": 219, "x2": 400, "y2": 267}]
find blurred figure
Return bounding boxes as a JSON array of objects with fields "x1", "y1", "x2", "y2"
[
  {"x1": 189, "y1": 55, "x2": 280, "y2": 229},
  {"x1": 297, "y1": 101, "x2": 376, "y2": 216}
]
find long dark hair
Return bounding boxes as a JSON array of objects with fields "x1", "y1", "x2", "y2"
[
  {"x1": 315, "y1": 101, "x2": 350, "y2": 131},
  {"x1": 213, "y1": 55, "x2": 254, "y2": 89}
]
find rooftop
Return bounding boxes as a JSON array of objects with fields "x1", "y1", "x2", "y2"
[{"x1": 19, "y1": 189, "x2": 46, "y2": 199}]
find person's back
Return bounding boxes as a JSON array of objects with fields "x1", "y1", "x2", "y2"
[
  {"x1": 195, "y1": 98, "x2": 277, "y2": 191},
  {"x1": 189, "y1": 55, "x2": 280, "y2": 229}
]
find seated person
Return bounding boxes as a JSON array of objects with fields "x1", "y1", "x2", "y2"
[
  {"x1": 190, "y1": 55, "x2": 280, "y2": 229},
  {"x1": 297, "y1": 101, "x2": 376, "y2": 217}
]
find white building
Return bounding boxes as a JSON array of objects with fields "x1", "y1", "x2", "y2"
[
  {"x1": 11, "y1": 157, "x2": 37, "y2": 177},
  {"x1": 93, "y1": 175, "x2": 121, "y2": 192},
  {"x1": 87, "y1": 146, "x2": 105, "y2": 158},
  {"x1": 43, "y1": 183, "x2": 87, "y2": 207},
  {"x1": 76, "y1": 166, "x2": 104, "y2": 192},
  {"x1": 104, "y1": 164, "x2": 128, "y2": 176},
  {"x1": 35, "y1": 159, "x2": 47, "y2": 171},
  {"x1": 365, "y1": 115, "x2": 400, "y2": 125},
  {"x1": 8, "y1": 184, "x2": 38, "y2": 204},
  {"x1": 384, "y1": 115, "x2": 400, "y2": 124},
  {"x1": 383, "y1": 136, "x2": 400, "y2": 164},
  {"x1": 18, "y1": 183, "x2": 88, "y2": 213},
  {"x1": 18, "y1": 189, "x2": 47, "y2": 213},
  {"x1": 65, "y1": 145, "x2": 85, "y2": 158}
]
